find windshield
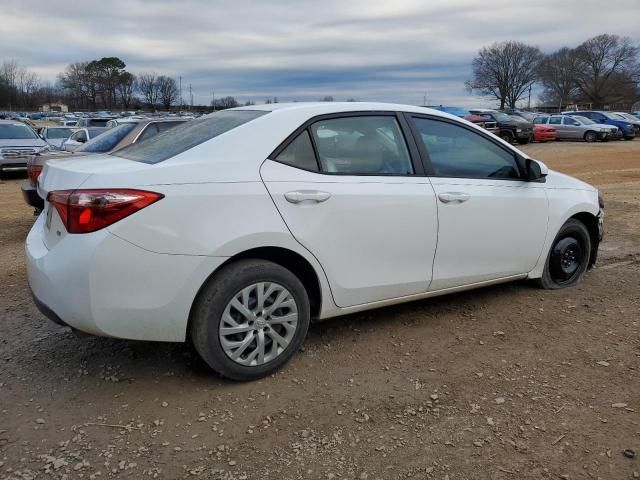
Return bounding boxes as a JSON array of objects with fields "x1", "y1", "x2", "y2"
[
  {"x1": 76, "y1": 123, "x2": 137, "y2": 153},
  {"x1": 617, "y1": 113, "x2": 637, "y2": 122},
  {"x1": 515, "y1": 111, "x2": 535, "y2": 122},
  {"x1": 492, "y1": 112, "x2": 512, "y2": 122},
  {"x1": 113, "y1": 110, "x2": 268, "y2": 163},
  {"x1": 47, "y1": 128, "x2": 76, "y2": 139},
  {"x1": 572, "y1": 116, "x2": 595, "y2": 125},
  {"x1": 0, "y1": 123, "x2": 38, "y2": 139}
]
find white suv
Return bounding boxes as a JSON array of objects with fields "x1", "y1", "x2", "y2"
[{"x1": 26, "y1": 103, "x2": 604, "y2": 380}]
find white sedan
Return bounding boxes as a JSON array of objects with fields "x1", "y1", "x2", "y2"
[{"x1": 26, "y1": 103, "x2": 604, "y2": 380}]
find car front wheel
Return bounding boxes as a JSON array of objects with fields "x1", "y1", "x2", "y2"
[
  {"x1": 584, "y1": 131, "x2": 597, "y2": 142},
  {"x1": 537, "y1": 219, "x2": 591, "y2": 289},
  {"x1": 190, "y1": 259, "x2": 310, "y2": 381}
]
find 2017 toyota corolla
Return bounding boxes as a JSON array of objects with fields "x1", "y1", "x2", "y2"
[{"x1": 26, "y1": 103, "x2": 604, "y2": 380}]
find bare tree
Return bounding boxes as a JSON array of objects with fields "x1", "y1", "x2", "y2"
[
  {"x1": 538, "y1": 47, "x2": 580, "y2": 111},
  {"x1": 156, "y1": 75, "x2": 178, "y2": 110},
  {"x1": 138, "y1": 72, "x2": 160, "y2": 108},
  {"x1": 117, "y1": 72, "x2": 136, "y2": 110},
  {"x1": 213, "y1": 96, "x2": 239, "y2": 109},
  {"x1": 466, "y1": 41, "x2": 542, "y2": 109},
  {"x1": 573, "y1": 34, "x2": 639, "y2": 108},
  {"x1": 321, "y1": 95, "x2": 334, "y2": 102}
]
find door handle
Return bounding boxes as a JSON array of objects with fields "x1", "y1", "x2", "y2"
[
  {"x1": 438, "y1": 192, "x2": 470, "y2": 204},
  {"x1": 284, "y1": 190, "x2": 331, "y2": 204}
]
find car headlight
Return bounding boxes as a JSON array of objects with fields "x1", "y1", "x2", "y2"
[{"x1": 516, "y1": 128, "x2": 522, "y2": 132}]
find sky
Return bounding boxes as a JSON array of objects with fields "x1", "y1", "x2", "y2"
[{"x1": 1, "y1": 0, "x2": 639, "y2": 108}]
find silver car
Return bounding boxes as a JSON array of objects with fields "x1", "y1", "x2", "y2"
[
  {"x1": 533, "y1": 115, "x2": 615, "y2": 142},
  {"x1": 39, "y1": 126, "x2": 78, "y2": 150},
  {"x1": 0, "y1": 119, "x2": 49, "y2": 177}
]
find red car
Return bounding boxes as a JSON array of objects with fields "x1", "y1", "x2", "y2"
[{"x1": 533, "y1": 124, "x2": 557, "y2": 142}]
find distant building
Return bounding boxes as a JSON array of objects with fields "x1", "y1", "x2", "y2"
[{"x1": 39, "y1": 102, "x2": 68, "y2": 113}]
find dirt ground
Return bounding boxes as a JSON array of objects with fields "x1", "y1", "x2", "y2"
[{"x1": 1, "y1": 140, "x2": 639, "y2": 480}]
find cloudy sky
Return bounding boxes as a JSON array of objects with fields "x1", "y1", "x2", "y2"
[{"x1": 2, "y1": 0, "x2": 639, "y2": 107}]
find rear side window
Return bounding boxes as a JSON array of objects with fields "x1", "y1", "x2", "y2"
[
  {"x1": 275, "y1": 130, "x2": 318, "y2": 171},
  {"x1": 549, "y1": 117, "x2": 562, "y2": 125},
  {"x1": 310, "y1": 116, "x2": 413, "y2": 175},
  {"x1": 412, "y1": 117, "x2": 520, "y2": 180},
  {"x1": 113, "y1": 110, "x2": 268, "y2": 163},
  {"x1": 77, "y1": 124, "x2": 136, "y2": 153},
  {"x1": 533, "y1": 117, "x2": 548, "y2": 124}
]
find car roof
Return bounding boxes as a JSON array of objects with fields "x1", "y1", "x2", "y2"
[
  {"x1": 230, "y1": 101, "x2": 452, "y2": 116},
  {"x1": 0, "y1": 119, "x2": 33, "y2": 125}
]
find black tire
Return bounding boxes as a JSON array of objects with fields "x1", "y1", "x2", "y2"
[
  {"x1": 517, "y1": 137, "x2": 531, "y2": 145},
  {"x1": 499, "y1": 131, "x2": 513, "y2": 143},
  {"x1": 190, "y1": 259, "x2": 310, "y2": 381},
  {"x1": 536, "y1": 219, "x2": 591, "y2": 289},
  {"x1": 624, "y1": 136, "x2": 635, "y2": 141},
  {"x1": 584, "y1": 131, "x2": 597, "y2": 142},
  {"x1": 601, "y1": 136, "x2": 609, "y2": 142}
]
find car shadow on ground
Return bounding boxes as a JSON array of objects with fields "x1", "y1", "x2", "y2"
[{"x1": 16, "y1": 279, "x2": 530, "y2": 388}]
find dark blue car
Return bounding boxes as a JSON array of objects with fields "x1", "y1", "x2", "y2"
[{"x1": 565, "y1": 111, "x2": 635, "y2": 140}]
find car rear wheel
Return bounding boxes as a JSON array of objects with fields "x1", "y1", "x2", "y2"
[
  {"x1": 190, "y1": 259, "x2": 310, "y2": 381},
  {"x1": 537, "y1": 219, "x2": 591, "y2": 289},
  {"x1": 517, "y1": 137, "x2": 531, "y2": 145},
  {"x1": 584, "y1": 131, "x2": 597, "y2": 142}
]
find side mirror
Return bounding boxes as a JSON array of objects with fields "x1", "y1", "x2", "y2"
[
  {"x1": 77, "y1": 137, "x2": 86, "y2": 143},
  {"x1": 526, "y1": 158, "x2": 548, "y2": 181}
]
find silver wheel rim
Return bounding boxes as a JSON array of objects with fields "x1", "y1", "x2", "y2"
[{"x1": 219, "y1": 282, "x2": 298, "y2": 366}]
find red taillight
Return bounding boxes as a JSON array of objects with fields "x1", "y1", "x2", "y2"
[
  {"x1": 46, "y1": 189, "x2": 164, "y2": 234},
  {"x1": 27, "y1": 164, "x2": 43, "y2": 185}
]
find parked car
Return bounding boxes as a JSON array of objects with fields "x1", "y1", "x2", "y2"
[
  {"x1": 75, "y1": 117, "x2": 115, "y2": 128},
  {"x1": 610, "y1": 112, "x2": 640, "y2": 135},
  {"x1": 429, "y1": 106, "x2": 499, "y2": 134},
  {"x1": 468, "y1": 109, "x2": 533, "y2": 144},
  {"x1": 22, "y1": 119, "x2": 187, "y2": 210},
  {"x1": 500, "y1": 109, "x2": 537, "y2": 123},
  {"x1": 58, "y1": 120, "x2": 78, "y2": 127},
  {"x1": 0, "y1": 120, "x2": 49, "y2": 177},
  {"x1": 26, "y1": 103, "x2": 604, "y2": 380},
  {"x1": 105, "y1": 117, "x2": 148, "y2": 128},
  {"x1": 39, "y1": 127, "x2": 78, "y2": 150},
  {"x1": 632, "y1": 112, "x2": 640, "y2": 119},
  {"x1": 62, "y1": 127, "x2": 109, "y2": 151},
  {"x1": 532, "y1": 124, "x2": 557, "y2": 142},
  {"x1": 534, "y1": 115, "x2": 615, "y2": 142},
  {"x1": 563, "y1": 111, "x2": 635, "y2": 140}
]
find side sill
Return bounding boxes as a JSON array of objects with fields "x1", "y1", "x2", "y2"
[{"x1": 319, "y1": 274, "x2": 529, "y2": 320}]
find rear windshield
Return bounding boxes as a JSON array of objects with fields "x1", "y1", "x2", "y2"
[
  {"x1": 112, "y1": 110, "x2": 268, "y2": 163},
  {"x1": 77, "y1": 123, "x2": 137, "y2": 153}
]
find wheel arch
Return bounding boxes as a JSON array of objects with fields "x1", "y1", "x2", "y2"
[
  {"x1": 570, "y1": 211, "x2": 600, "y2": 268},
  {"x1": 187, "y1": 246, "x2": 325, "y2": 341}
]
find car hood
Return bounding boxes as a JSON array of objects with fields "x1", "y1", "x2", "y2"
[
  {"x1": 545, "y1": 168, "x2": 596, "y2": 192},
  {"x1": 0, "y1": 138, "x2": 47, "y2": 148}
]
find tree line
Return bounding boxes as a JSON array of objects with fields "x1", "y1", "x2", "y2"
[
  {"x1": 0, "y1": 57, "x2": 189, "y2": 111},
  {"x1": 466, "y1": 34, "x2": 640, "y2": 110}
]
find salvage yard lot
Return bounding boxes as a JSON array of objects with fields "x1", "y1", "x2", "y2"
[{"x1": 1, "y1": 141, "x2": 639, "y2": 479}]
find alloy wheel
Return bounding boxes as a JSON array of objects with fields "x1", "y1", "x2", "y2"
[{"x1": 219, "y1": 282, "x2": 298, "y2": 366}]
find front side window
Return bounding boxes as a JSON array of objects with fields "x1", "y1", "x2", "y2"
[
  {"x1": 411, "y1": 117, "x2": 520, "y2": 180},
  {"x1": 533, "y1": 117, "x2": 548, "y2": 124},
  {"x1": 114, "y1": 110, "x2": 268, "y2": 163},
  {"x1": 549, "y1": 117, "x2": 562, "y2": 125},
  {"x1": 309, "y1": 116, "x2": 413, "y2": 175},
  {"x1": 563, "y1": 117, "x2": 578, "y2": 126}
]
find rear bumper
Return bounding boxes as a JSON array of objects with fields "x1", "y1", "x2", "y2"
[
  {"x1": 21, "y1": 181, "x2": 44, "y2": 210},
  {"x1": 26, "y1": 214, "x2": 229, "y2": 342},
  {"x1": 0, "y1": 161, "x2": 27, "y2": 173}
]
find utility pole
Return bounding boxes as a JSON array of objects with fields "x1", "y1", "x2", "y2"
[
  {"x1": 189, "y1": 84, "x2": 193, "y2": 111},
  {"x1": 179, "y1": 76, "x2": 183, "y2": 111},
  {"x1": 212, "y1": 90, "x2": 215, "y2": 112},
  {"x1": 527, "y1": 84, "x2": 532, "y2": 110}
]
